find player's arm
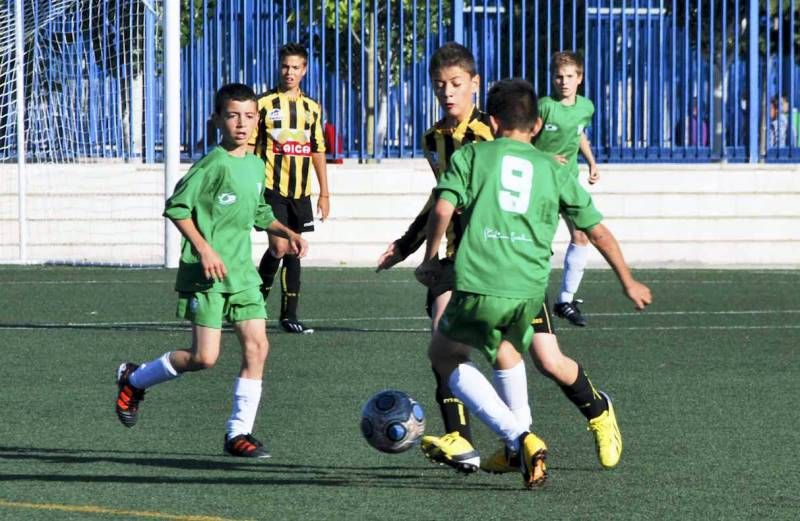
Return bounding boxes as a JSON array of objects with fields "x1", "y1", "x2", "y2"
[
  {"x1": 266, "y1": 220, "x2": 309, "y2": 258},
  {"x1": 414, "y1": 196, "x2": 456, "y2": 287},
  {"x1": 310, "y1": 108, "x2": 330, "y2": 221},
  {"x1": 579, "y1": 133, "x2": 600, "y2": 184},
  {"x1": 311, "y1": 152, "x2": 330, "y2": 221},
  {"x1": 376, "y1": 194, "x2": 435, "y2": 272},
  {"x1": 169, "y1": 218, "x2": 226, "y2": 282},
  {"x1": 376, "y1": 136, "x2": 439, "y2": 272},
  {"x1": 583, "y1": 222, "x2": 650, "y2": 309},
  {"x1": 163, "y1": 167, "x2": 227, "y2": 281},
  {"x1": 414, "y1": 147, "x2": 470, "y2": 286}
]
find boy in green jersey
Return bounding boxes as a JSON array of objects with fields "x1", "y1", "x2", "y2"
[
  {"x1": 114, "y1": 83, "x2": 308, "y2": 458},
  {"x1": 416, "y1": 79, "x2": 651, "y2": 489},
  {"x1": 534, "y1": 51, "x2": 600, "y2": 327}
]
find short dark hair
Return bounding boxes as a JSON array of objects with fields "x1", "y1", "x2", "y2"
[
  {"x1": 279, "y1": 42, "x2": 308, "y2": 63},
  {"x1": 486, "y1": 79, "x2": 539, "y2": 131},
  {"x1": 214, "y1": 83, "x2": 257, "y2": 115},
  {"x1": 429, "y1": 42, "x2": 477, "y2": 78},
  {"x1": 550, "y1": 51, "x2": 584, "y2": 76}
]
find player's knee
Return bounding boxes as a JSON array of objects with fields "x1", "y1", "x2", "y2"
[
  {"x1": 189, "y1": 352, "x2": 219, "y2": 370},
  {"x1": 571, "y1": 232, "x2": 590, "y2": 246},
  {"x1": 242, "y1": 338, "x2": 269, "y2": 367},
  {"x1": 269, "y1": 242, "x2": 293, "y2": 258}
]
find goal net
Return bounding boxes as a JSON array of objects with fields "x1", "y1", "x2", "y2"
[{"x1": 0, "y1": 0, "x2": 165, "y2": 266}]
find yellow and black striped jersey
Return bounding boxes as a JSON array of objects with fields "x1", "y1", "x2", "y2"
[
  {"x1": 250, "y1": 89, "x2": 326, "y2": 199},
  {"x1": 395, "y1": 106, "x2": 493, "y2": 258}
]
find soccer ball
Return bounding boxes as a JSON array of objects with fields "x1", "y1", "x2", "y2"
[{"x1": 360, "y1": 390, "x2": 425, "y2": 454}]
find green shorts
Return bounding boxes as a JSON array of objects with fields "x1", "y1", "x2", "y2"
[
  {"x1": 176, "y1": 286, "x2": 267, "y2": 329},
  {"x1": 438, "y1": 291, "x2": 543, "y2": 363}
]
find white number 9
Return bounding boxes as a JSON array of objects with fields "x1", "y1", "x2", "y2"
[{"x1": 498, "y1": 155, "x2": 533, "y2": 214}]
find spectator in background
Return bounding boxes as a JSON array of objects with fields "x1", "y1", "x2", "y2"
[
  {"x1": 768, "y1": 96, "x2": 789, "y2": 148},
  {"x1": 675, "y1": 100, "x2": 708, "y2": 147}
]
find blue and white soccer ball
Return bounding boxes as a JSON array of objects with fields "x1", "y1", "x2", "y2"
[{"x1": 360, "y1": 390, "x2": 425, "y2": 454}]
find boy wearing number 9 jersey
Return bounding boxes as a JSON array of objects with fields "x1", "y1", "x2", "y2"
[{"x1": 415, "y1": 78, "x2": 651, "y2": 488}]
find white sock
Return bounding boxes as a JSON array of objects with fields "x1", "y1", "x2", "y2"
[
  {"x1": 492, "y1": 361, "x2": 532, "y2": 433},
  {"x1": 559, "y1": 242, "x2": 589, "y2": 303},
  {"x1": 448, "y1": 362, "x2": 525, "y2": 451},
  {"x1": 226, "y1": 377, "x2": 263, "y2": 438},
  {"x1": 129, "y1": 352, "x2": 179, "y2": 389}
]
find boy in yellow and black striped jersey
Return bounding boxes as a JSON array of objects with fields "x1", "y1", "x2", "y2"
[
  {"x1": 250, "y1": 43, "x2": 330, "y2": 334},
  {"x1": 377, "y1": 43, "x2": 626, "y2": 474}
]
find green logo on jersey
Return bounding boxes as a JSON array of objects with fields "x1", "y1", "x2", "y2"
[{"x1": 544, "y1": 123, "x2": 559, "y2": 132}]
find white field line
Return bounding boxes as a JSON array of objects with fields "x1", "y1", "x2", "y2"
[
  {"x1": 3, "y1": 274, "x2": 800, "y2": 286},
  {"x1": 0, "y1": 308, "x2": 797, "y2": 327},
  {"x1": 1, "y1": 309, "x2": 799, "y2": 333}
]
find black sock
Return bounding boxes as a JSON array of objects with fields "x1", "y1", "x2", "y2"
[
  {"x1": 280, "y1": 255, "x2": 301, "y2": 320},
  {"x1": 258, "y1": 250, "x2": 281, "y2": 300},
  {"x1": 559, "y1": 365, "x2": 607, "y2": 420},
  {"x1": 433, "y1": 367, "x2": 473, "y2": 443}
]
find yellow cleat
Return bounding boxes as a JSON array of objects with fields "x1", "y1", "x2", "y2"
[
  {"x1": 518, "y1": 432, "x2": 548, "y2": 489},
  {"x1": 480, "y1": 444, "x2": 519, "y2": 474},
  {"x1": 588, "y1": 391, "x2": 622, "y2": 469},
  {"x1": 420, "y1": 432, "x2": 480, "y2": 473}
]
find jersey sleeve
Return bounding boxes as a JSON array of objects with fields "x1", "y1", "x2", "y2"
[
  {"x1": 557, "y1": 165, "x2": 603, "y2": 230},
  {"x1": 163, "y1": 166, "x2": 207, "y2": 221},
  {"x1": 310, "y1": 103, "x2": 326, "y2": 153},
  {"x1": 434, "y1": 145, "x2": 473, "y2": 209},
  {"x1": 254, "y1": 196, "x2": 277, "y2": 231}
]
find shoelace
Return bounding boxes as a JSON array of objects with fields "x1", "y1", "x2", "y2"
[{"x1": 588, "y1": 416, "x2": 613, "y2": 446}]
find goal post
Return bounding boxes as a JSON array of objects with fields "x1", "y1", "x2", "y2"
[{"x1": 163, "y1": 0, "x2": 180, "y2": 268}]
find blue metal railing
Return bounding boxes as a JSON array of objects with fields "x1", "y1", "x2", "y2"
[
  {"x1": 173, "y1": 0, "x2": 800, "y2": 163},
  {"x1": 2, "y1": 0, "x2": 798, "y2": 163}
]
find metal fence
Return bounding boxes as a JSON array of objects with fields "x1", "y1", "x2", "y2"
[{"x1": 3, "y1": 0, "x2": 799, "y2": 163}]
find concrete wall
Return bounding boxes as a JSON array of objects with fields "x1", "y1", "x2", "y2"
[{"x1": 1, "y1": 160, "x2": 798, "y2": 267}]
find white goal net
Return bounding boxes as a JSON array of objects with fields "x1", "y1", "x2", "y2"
[{"x1": 0, "y1": 0, "x2": 165, "y2": 265}]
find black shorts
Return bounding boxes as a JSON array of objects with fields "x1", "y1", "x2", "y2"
[
  {"x1": 425, "y1": 258, "x2": 455, "y2": 318},
  {"x1": 264, "y1": 190, "x2": 315, "y2": 233},
  {"x1": 425, "y1": 260, "x2": 556, "y2": 336},
  {"x1": 531, "y1": 295, "x2": 556, "y2": 335}
]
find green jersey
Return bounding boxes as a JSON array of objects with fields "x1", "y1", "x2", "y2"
[
  {"x1": 533, "y1": 95, "x2": 594, "y2": 172},
  {"x1": 164, "y1": 146, "x2": 276, "y2": 294},
  {"x1": 435, "y1": 138, "x2": 602, "y2": 299}
]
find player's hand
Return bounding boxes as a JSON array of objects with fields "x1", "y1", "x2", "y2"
[
  {"x1": 317, "y1": 195, "x2": 330, "y2": 222},
  {"x1": 199, "y1": 248, "x2": 227, "y2": 282},
  {"x1": 414, "y1": 257, "x2": 442, "y2": 287},
  {"x1": 376, "y1": 242, "x2": 405, "y2": 272},
  {"x1": 588, "y1": 164, "x2": 600, "y2": 185},
  {"x1": 553, "y1": 154, "x2": 568, "y2": 165},
  {"x1": 624, "y1": 280, "x2": 652, "y2": 310},
  {"x1": 288, "y1": 233, "x2": 309, "y2": 259}
]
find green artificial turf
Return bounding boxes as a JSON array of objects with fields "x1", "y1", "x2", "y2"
[{"x1": 0, "y1": 266, "x2": 798, "y2": 520}]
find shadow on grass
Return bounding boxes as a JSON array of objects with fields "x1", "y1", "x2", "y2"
[{"x1": 0, "y1": 445, "x2": 518, "y2": 492}]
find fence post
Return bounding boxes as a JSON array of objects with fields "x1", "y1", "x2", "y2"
[
  {"x1": 452, "y1": 0, "x2": 464, "y2": 43},
  {"x1": 747, "y1": 0, "x2": 759, "y2": 163}
]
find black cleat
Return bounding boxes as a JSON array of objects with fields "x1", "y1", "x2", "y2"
[
  {"x1": 554, "y1": 299, "x2": 588, "y2": 327},
  {"x1": 224, "y1": 434, "x2": 272, "y2": 458},
  {"x1": 115, "y1": 362, "x2": 145, "y2": 428},
  {"x1": 280, "y1": 318, "x2": 314, "y2": 334}
]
